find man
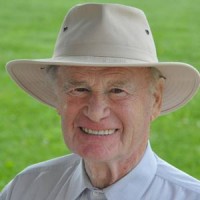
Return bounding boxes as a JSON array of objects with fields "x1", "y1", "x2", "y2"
[{"x1": 1, "y1": 3, "x2": 200, "y2": 200}]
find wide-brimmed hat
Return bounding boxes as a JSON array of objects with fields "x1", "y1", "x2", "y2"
[{"x1": 6, "y1": 3, "x2": 200, "y2": 115}]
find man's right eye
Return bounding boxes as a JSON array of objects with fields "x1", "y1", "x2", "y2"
[
  {"x1": 68, "y1": 87, "x2": 90, "y2": 96},
  {"x1": 74, "y1": 88, "x2": 89, "y2": 92}
]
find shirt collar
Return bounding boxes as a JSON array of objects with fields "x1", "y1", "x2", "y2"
[
  {"x1": 67, "y1": 142, "x2": 157, "y2": 200},
  {"x1": 66, "y1": 159, "x2": 92, "y2": 200},
  {"x1": 104, "y1": 142, "x2": 157, "y2": 200}
]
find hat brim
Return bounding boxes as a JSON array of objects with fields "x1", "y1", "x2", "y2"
[{"x1": 6, "y1": 56, "x2": 200, "y2": 115}]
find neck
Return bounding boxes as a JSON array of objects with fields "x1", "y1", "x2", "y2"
[{"x1": 84, "y1": 144, "x2": 147, "y2": 189}]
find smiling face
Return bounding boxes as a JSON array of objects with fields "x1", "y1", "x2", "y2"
[{"x1": 55, "y1": 66, "x2": 163, "y2": 163}]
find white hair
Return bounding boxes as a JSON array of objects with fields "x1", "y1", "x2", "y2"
[
  {"x1": 44, "y1": 65, "x2": 165, "y2": 94},
  {"x1": 150, "y1": 67, "x2": 166, "y2": 94}
]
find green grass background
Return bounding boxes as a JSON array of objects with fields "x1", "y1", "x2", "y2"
[{"x1": 1, "y1": 0, "x2": 200, "y2": 190}]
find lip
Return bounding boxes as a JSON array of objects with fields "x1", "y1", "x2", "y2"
[{"x1": 80, "y1": 127, "x2": 118, "y2": 136}]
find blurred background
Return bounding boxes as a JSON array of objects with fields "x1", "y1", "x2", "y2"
[{"x1": 0, "y1": 0, "x2": 200, "y2": 190}]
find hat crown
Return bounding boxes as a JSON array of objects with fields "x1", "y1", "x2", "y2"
[
  {"x1": 53, "y1": 3, "x2": 158, "y2": 62},
  {"x1": 6, "y1": 3, "x2": 200, "y2": 114}
]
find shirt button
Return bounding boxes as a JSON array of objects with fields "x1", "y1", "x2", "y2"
[
  {"x1": 92, "y1": 190, "x2": 100, "y2": 196},
  {"x1": 91, "y1": 189, "x2": 105, "y2": 199}
]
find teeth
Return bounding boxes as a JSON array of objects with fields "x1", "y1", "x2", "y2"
[{"x1": 81, "y1": 128, "x2": 116, "y2": 136}]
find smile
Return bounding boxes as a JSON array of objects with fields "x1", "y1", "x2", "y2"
[{"x1": 80, "y1": 127, "x2": 117, "y2": 136}]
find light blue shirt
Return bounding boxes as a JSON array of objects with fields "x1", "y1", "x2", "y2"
[{"x1": 1, "y1": 143, "x2": 200, "y2": 200}]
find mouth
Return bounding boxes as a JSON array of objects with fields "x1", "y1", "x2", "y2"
[{"x1": 80, "y1": 127, "x2": 118, "y2": 136}]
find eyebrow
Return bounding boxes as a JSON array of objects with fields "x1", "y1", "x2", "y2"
[
  {"x1": 63, "y1": 80, "x2": 90, "y2": 89},
  {"x1": 62, "y1": 78, "x2": 137, "y2": 91},
  {"x1": 108, "y1": 80, "x2": 130, "y2": 87},
  {"x1": 107, "y1": 80, "x2": 138, "y2": 91}
]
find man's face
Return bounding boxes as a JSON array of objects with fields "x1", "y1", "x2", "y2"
[{"x1": 56, "y1": 66, "x2": 162, "y2": 163}]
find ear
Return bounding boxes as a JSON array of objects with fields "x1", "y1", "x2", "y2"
[
  {"x1": 55, "y1": 103, "x2": 61, "y2": 116},
  {"x1": 55, "y1": 100, "x2": 68, "y2": 116},
  {"x1": 56, "y1": 107, "x2": 61, "y2": 116},
  {"x1": 151, "y1": 78, "x2": 165, "y2": 121},
  {"x1": 54, "y1": 96, "x2": 63, "y2": 116}
]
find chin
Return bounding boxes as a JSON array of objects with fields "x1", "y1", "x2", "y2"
[{"x1": 75, "y1": 145, "x2": 117, "y2": 163}]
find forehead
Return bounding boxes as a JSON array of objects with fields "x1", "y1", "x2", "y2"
[{"x1": 57, "y1": 66, "x2": 151, "y2": 81}]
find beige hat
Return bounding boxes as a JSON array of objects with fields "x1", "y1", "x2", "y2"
[{"x1": 6, "y1": 3, "x2": 200, "y2": 115}]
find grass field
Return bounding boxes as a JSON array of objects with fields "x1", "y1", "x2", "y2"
[{"x1": 1, "y1": 0, "x2": 200, "y2": 191}]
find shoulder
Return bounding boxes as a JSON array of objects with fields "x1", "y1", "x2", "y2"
[
  {"x1": 20, "y1": 153, "x2": 81, "y2": 175},
  {"x1": 0, "y1": 154, "x2": 82, "y2": 199},
  {"x1": 14, "y1": 153, "x2": 82, "y2": 183},
  {"x1": 155, "y1": 155, "x2": 200, "y2": 194}
]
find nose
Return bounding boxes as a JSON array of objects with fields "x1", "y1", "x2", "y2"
[{"x1": 83, "y1": 93, "x2": 110, "y2": 122}]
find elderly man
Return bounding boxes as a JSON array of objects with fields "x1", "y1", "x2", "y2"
[{"x1": 1, "y1": 3, "x2": 200, "y2": 200}]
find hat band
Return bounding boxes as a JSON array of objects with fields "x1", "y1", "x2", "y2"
[{"x1": 54, "y1": 43, "x2": 158, "y2": 63}]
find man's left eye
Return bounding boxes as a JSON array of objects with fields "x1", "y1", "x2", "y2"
[
  {"x1": 110, "y1": 88, "x2": 124, "y2": 94},
  {"x1": 109, "y1": 88, "x2": 129, "y2": 99}
]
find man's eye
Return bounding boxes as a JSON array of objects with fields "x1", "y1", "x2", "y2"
[
  {"x1": 109, "y1": 88, "x2": 129, "y2": 100},
  {"x1": 74, "y1": 88, "x2": 89, "y2": 92},
  {"x1": 109, "y1": 88, "x2": 128, "y2": 99},
  {"x1": 67, "y1": 87, "x2": 90, "y2": 96},
  {"x1": 110, "y1": 88, "x2": 125, "y2": 94}
]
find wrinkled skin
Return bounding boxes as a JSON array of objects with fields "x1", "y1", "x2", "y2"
[{"x1": 55, "y1": 66, "x2": 164, "y2": 188}]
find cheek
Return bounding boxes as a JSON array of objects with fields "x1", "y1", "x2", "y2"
[
  {"x1": 58, "y1": 96, "x2": 89, "y2": 137},
  {"x1": 119, "y1": 95, "x2": 152, "y2": 136},
  {"x1": 58, "y1": 98, "x2": 80, "y2": 137},
  {"x1": 59, "y1": 104, "x2": 80, "y2": 153},
  {"x1": 58, "y1": 95, "x2": 83, "y2": 119}
]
